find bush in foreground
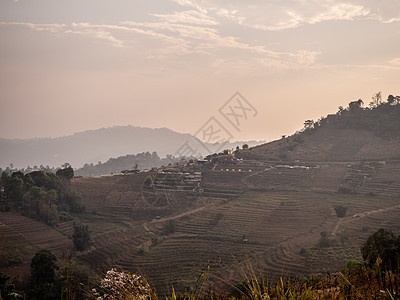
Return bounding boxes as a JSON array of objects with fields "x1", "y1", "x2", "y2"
[{"x1": 91, "y1": 268, "x2": 154, "y2": 300}]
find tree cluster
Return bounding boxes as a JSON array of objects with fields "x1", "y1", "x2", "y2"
[
  {"x1": 310, "y1": 93, "x2": 400, "y2": 139},
  {"x1": 75, "y1": 151, "x2": 183, "y2": 177},
  {"x1": 0, "y1": 164, "x2": 59, "y2": 177},
  {"x1": 0, "y1": 167, "x2": 84, "y2": 225}
]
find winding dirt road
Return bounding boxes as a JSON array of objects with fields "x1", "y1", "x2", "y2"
[{"x1": 332, "y1": 203, "x2": 400, "y2": 235}]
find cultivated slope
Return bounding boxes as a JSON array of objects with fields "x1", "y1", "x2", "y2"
[
  {"x1": 71, "y1": 161, "x2": 400, "y2": 295},
  {"x1": 239, "y1": 102, "x2": 400, "y2": 162},
  {"x1": 241, "y1": 127, "x2": 400, "y2": 162}
]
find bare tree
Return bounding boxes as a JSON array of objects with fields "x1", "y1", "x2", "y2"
[{"x1": 369, "y1": 91, "x2": 382, "y2": 108}]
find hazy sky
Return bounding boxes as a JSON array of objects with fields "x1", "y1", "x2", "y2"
[{"x1": 1, "y1": 0, "x2": 399, "y2": 141}]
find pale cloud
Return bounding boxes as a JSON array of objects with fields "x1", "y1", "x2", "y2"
[
  {"x1": 215, "y1": 8, "x2": 245, "y2": 24},
  {"x1": 66, "y1": 28, "x2": 124, "y2": 48},
  {"x1": 0, "y1": 22, "x2": 68, "y2": 33},
  {"x1": 358, "y1": 0, "x2": 400, "y2": 23},
  {"x1": 307, "y1": 3, "x2": 369, "y2": 25},
  {"x1": 173, "y1": 0, "x2": 398, "y2": 31},
  {"x1": 389, "y1": 58, "x2": 400, "y2": 65},
  {"x1": 257, "y1": 50, "x2": 321, "y2": 70},
  {"x1": 1, "y1": 0, "x2": 398, "y2": 71},
  {"x1": 121, "y1": 18, "x2": 316, "y2": 66},
  {"x1": 152, "y1": 10, "x2": 218, "y2": 25},
  {"x1": 0, "y1": 21, "x2": 124, "y2": 47},
  {"x1": 171, "y1": 0, "x2": 207, "y2": 13}
]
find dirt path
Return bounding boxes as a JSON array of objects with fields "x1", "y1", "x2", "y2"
[
  {"x1": 150, "y1": 206, "x2": 206, "y2": 224},
  {"x1": 142, "y1": 222, "x2": 156, "y2": 236},
  {"x1": 332, "y1": 203, "x2": 400, "y2": 235},
  {"x1": 141, "y1": 206, "x2": 207, "y2": 236}
]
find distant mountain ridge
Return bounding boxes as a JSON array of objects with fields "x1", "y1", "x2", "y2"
[{"x1": 0, "y1": 126, "x2": 263, "y2": 169}]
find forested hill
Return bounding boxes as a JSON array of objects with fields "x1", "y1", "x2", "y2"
[
  {"x1": 239, "y1": 95, "x2": 400, "y2": 162},
  {"x1": 74, "y1": 151, "x2": 177, "y2": 177}
]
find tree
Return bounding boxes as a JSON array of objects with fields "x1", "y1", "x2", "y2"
[
  {"x1": 242, "y1": 144, "x2": 249, "y2": 149},
  {"x1": 388, "y1": 95, "x2": 396, "y2": 105},
  {"x1": 348, "y1": 99, "x2": 363, "y2": 111},
  {"x1": 30, "y1": 249, "x2": 59, "y2": 299},
  {"x1": 31, "y1": 249, "x2": 58, "y2": 285},
  {"x1": 304, "y1": 119, "x2": 314, "y2": 129},
  {"x1": 56, "y1": 167, "x2": 74, "y2": 180},
  {"x1": 334, "y1": 205, "x2": 348, "y2": 217},
  {"x1": 387, "y1": 95, "x2": 400, "y2": 105},
  {"x1": 2, "y1": 174, "x2": 24, "y2": 202},
  {"x1": 73, "y1": 223, "x2": 90, "y2": 251},
  {"x1": 361, "y1": 228, "x2": 399, "y2": 271},
  {"x1": 369, "y1": 91, "x2": 382, "y2": 108}
]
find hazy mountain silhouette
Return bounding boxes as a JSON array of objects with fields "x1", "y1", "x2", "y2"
[{"x1": 0, "y1": 126, "x2": 262, "y2": 169}]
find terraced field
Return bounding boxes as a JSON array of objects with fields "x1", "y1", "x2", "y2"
[
  {"x1": 69, "y1": 163, "x2": 400, "y2": 295},
  {"x1": 0, "y1": 213, "x2": 73, "y2": 280},
  {"x1": 244, "y1": 168, "x2": 316, "y2": 190},
  {"x1": 359, "y1": 162, "x2": 400, "y2": 196}
]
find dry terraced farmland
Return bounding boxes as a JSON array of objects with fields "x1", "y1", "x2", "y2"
[
  {"x1": 0, "y1": 213, "x2": 73, "y2": 280},
  {"x1": 68, "y1": 161, "x2": 400, "y2": 295},
  {"x1": 3, "y1": 161, "x2": 397, "y2": 295}
]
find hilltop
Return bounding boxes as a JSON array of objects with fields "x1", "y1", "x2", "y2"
[{"x1": 238, "y1": 97, "x2": 400, "y2": 162}]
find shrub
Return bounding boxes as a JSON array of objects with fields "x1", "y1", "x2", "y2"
[
  {"x1": 92, "y1": 268, "x2": 152, "y2": 300},
  {"x1": 337, "y1": 229, "x2": 349, "y2": 244},
  {"x1": 0, "y1": 272, "x2": 16, "y2": 300},
  {"x1": 344, "y1": 260, "x2": 362, "y2": 273},
  {"x1": 7, "y1": 257, "x2": 22, "y2": 264},
  {"x1": 162, "y1": 220, "x2": 175, "y2": 235},
  {"x1": 318, "y1": 231, "x2": 336, "y2": 248},
  {"x1": 338, "y1": 185, "x2": 356, "y2": 194}
]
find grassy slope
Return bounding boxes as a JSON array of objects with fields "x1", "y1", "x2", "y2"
[
  {"x1": 239, "y1": 127, "x2": 400, "y2": 162},
  {"x1": 239, "y1": 103, "x2": 400, "y2": 162}
]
